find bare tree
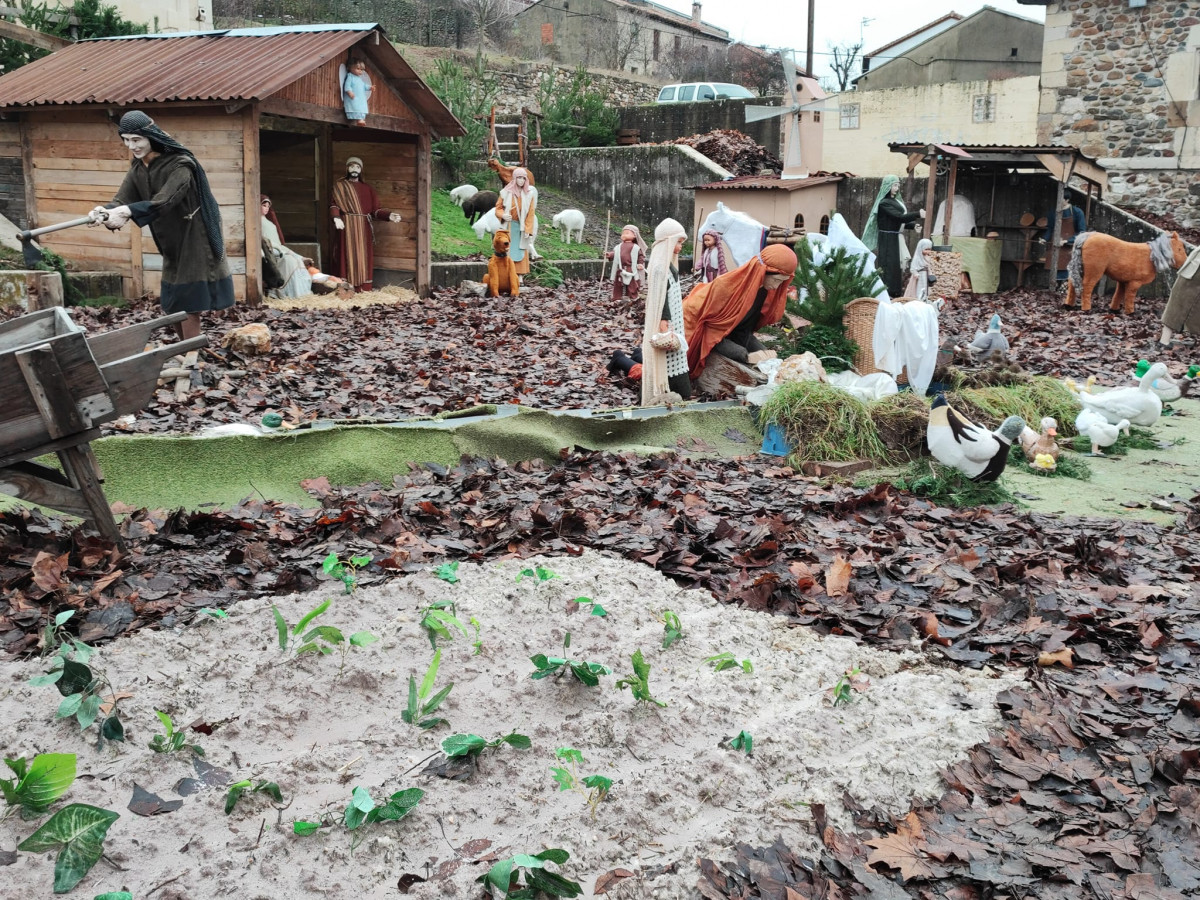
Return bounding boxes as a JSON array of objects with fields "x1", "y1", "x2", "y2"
[
  {"x1": 828, "y1": 40, "x2": 862, "y2": 92},
  {"x1": 455, "y1": 0, "x2": 518, "y2": 49},
  {"x1": 589, "y1": 16, "x2": 642, "y2": 71}
]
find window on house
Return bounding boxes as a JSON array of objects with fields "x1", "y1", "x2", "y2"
[
  {"x1": 1010, "y1": 47, "x2": 1018, "y2": 56},
  {"x1": 793, "y1": 213, "x2": 805, "y2": 230},
  {"x1": 819, "y1": 215, "x2": 830, "y2": 235},
  {"x1": 813, "y1": 111, "x2": 821, "y2": 122},
  {"x1": 839, "y1": 103, "x2": 860, "y2": 129},
  {"x1": 653, "y1": 30, "x2": 660, "y2": 61},
  {"x1": 973, "y1": 94, "x2": 996, "y2": 123}
]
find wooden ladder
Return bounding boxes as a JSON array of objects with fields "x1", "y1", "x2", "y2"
[{"x1": 486, "y1": 107, "x2": 543, "y2": 167}]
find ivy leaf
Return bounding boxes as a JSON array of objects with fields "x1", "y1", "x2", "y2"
[
  {"x1": 18, "y1": 803, "x2": 120, "y2": 893},
  {"x1": 442, "y1": 734, "x2": 488, "y2": 758},
  {"x1": 293, "y1": 820, "x2": 321, "y2": 836}
]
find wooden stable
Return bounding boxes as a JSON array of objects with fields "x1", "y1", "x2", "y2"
[{"x1": 0, "y1": 24, "x2": 464, "y2": 301}]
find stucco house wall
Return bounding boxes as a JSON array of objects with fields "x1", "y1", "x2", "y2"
[
  {"x1": 823, "y1": 77, "x2": 1041, "y2": 177},
  {"x1": 1037, "y1": 0, "x2": 1200, "y2": 226},
  {"x1": 106, "y1": 0, "x2": 209, "y2": 32}
]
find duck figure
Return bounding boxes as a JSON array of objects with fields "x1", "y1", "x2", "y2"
[
  {"x1": 927, "y1": 394, "x2": 1026, "y2": 482},
  {"x1": 1019, "y1": 416, "x2": 1060, "y2": 465},
  {"x1": 1075, "y1": 361, "x2": 1167, "y2": 427},
  {"x1": 964, "y1": 313, "x2": 1010, "y2": 359},
  {"x1": 1128, "y1": 360, "x2": 1181, "y2": 401},
  {"x1": 1075, "y1": 409, "x2": 1131, "y2": 455}
]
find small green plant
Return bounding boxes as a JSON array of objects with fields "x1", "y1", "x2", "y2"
[
  {"x1": 615, "y1": 649, "x2": 667, "y2": 708},
  {"x1": 1, "y1": 753, "x2": 76, "y2": 820},
  {"x1": 441, "y1": 731, "x2": 532, "y2": 759},
  {"x1": 724, "y1": 731, "x2": 754, "y2": 755},
  {"x1": 828, "y1": 666, "x2": 869, "y2": 706},
  {"x1": 300, "y1": 624, "x2": 380, "y2": 678},
  {"x1": 551, "y1": 748, "x2": 612, "y2": 820},
  {"x1": 225, "y1": 780, "x2": 282, "y2": 815},
  {"x1": 525, "y1": 258, "x2": 565, "y2": 288},
  {"x1": 530, "y1": 634, "x2": 611, "y2": 686},
  {"x1": 323, "y1": 551, "x2": 371, "y2": 594},
  {"x1": 345, "y1": 785, "x2": 423, "y2": 851},
  {"x1": 704, "y1": 651, "x2": 753, "y2": 674},
  {"x1": 477, "y1": 848, "x2": 582, "y2": 898},
  {"x1": 94, "y1": 892, "x2": 133, "y2": 900},
  {"x1": 40, "y1": 610, "x2": 76, "y2": 656},
  {"x1": 29, "y1": 641, "x2": 125, "y2": 742},
  {"x1": 17, "y1": 803, "x2": 120, "y2": 893},
  {"x1": 517, "y1": 565, "x2": 559, "y2": 582},
  {"x1": 420, "y1": 599, "x2": 469, "y2": 649},
  {"x1": 198, "y1": 607, "x2": 228, "y2": 620},
  {"x1": 470, "y1": 616, "x2": 483, "y2": 655},
  {"x1": 662, "y1": 610, "x2": 683, "y2": 649},
  {"x1": 402, "y1": 649, "x2": 454, "y2": 729},
  {"x1": 271, "y1": 599, "x2": 331, "y2": 655},
  {"x1": 148, "y1": 710, "x2": 204, "y2": 757},
  {"x1": 569, "y1": 596, "x2": 607, "y2": 617},
  {"x1": 434, "y1": 561, "x2": 460, "y2": 583}
]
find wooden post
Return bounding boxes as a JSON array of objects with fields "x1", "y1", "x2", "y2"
[
  {"x1": 242, "y1": 105, "x2": 262, "y2": 304},
  {"x1": 942, "y1": 157, "x2": 958, "y2": 244},
  {"x1": 1049, "y1": 170, "x2": 1066, "y2": 284},
  {"x1": 416, "y1": 131, "x2": 431, "y2": 298},
  {"x1": 317, "y1": 124, "x2": 332, "y2": 271},
  {"x1": 922, "y1": 146, "x2": 937, "y2": 240}
]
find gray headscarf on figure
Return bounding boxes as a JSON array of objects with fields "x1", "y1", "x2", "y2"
[{"x1": 117, "y1": 110, "x2": 226, "y2": 260}]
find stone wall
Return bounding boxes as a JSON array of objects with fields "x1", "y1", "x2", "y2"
[
  {"x1": 490, "y1": 61, "x2": 661, "y2": 115},
  {"x1": 530, "y1": 144, "x2": 730, "y2": 233},
  {"x1": 1038, "y1": 0, "x2": 1200, "y2": 227},
  {"x1": 618, "y1": 96, "x2": 780, "y2": 151}
]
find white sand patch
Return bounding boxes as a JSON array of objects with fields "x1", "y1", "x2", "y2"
[{"x1": 0, "y1": 551, "x2": 1019, "y2": 899}]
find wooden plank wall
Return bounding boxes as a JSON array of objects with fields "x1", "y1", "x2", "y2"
[
  {"x1": 261, "y1": 129, "x2": 320, "y2": 243},
  {"x1": 23, "y1": 108, "x2": 249, "y2": 302},
  {"x1": 273, "y1": 56, "x2": 419, "y2": 123},
  {"x1": 331, "y1": 135, "x2": 418, "y2": 278}
]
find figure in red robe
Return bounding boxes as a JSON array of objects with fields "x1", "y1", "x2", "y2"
[{"x1": 329, "y1": 156, "x2": 401, "y2": 292}]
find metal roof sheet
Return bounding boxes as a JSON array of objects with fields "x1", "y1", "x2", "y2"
[{"x1": 0, "y1": 24, "x2": 464, "y2": 137}]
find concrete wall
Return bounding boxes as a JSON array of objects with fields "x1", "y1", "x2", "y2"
[
  {"x1": 823, "y1": 77, "x2": 1040, "y2": 177},
  {"x1": 1038, "y1": 0, "x2": 1200, "y2": 227},
  {"x1": 692, "y1": 183, "x2": 838, "y2": 249},
  {"x1": 530, "y1": 144, "x2": 730, "y2": 232},
  {"x1": 514, "y1": 0, "x2": 729, "y2": 78},
  {"x1": 618, "y1": 96, "x2": 780, "y2": 150},
  {"x1": 856, "y1": 9, "x2": 1043, "y2": 91}
]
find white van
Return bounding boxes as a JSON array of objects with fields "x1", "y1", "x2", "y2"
[{"x1": 656, "y1": 82, "x2": 756, "y2": 103}]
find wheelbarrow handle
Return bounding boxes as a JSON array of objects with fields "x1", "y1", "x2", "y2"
[{"x1": 19, "y1": 213, "x2": 105, "y2": 242}]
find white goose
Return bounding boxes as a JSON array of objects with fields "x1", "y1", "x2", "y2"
[
  {"x1": 1127, "y1": 367, "x2": 1181, "y2": 401},
  {"x1": 1075, "y1": 362, "x2": 1167, "y2": 427},
  {"x1": 927, "y1": 394, "x2": 1026, "y2": 482}
]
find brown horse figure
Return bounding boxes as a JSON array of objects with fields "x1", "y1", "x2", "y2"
[
  {"x1": 487, "y1": 156, "x2": 535, "y2": 188},
  {"x1": 1064, "y1": 231, "x2": 1187, "y2": 314}
]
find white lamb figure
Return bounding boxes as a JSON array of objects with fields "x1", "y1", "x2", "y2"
[
  {"x1": 449, "y1": 184, "x2": 478, "y2": 207},
  {"x1": 472, "y1": 209, "x2": 502, "y2": 240},
  {"x1": 552, "y1": 209, "x2": 586, "y2": 244}
]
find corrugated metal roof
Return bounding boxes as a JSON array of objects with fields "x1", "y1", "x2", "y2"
[
  {"x1": 693, "y1": 173, "x2": 845, "y2": 191},
  {"x1": 0, "y1": 24, "x2": 464, "y2": 137},
  {"x1": 887, "y1": 142, "x2": 1098, "y2": 157}
]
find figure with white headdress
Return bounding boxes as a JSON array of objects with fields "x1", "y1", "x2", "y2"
[
  {"x1": 494, "y1": 167, "x2": 539, "y2": 278},
  {"x1": 329, "y1": 156, "x2": 402, "y2": 292}
]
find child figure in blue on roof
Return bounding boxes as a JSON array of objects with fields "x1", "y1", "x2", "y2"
[{"x1": 342, "y1": 58, "x2": 371, "y2": 125}]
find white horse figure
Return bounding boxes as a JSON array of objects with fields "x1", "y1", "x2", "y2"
[{"x1": 695, "y1": 202, "x2": 769, "y2": 268}]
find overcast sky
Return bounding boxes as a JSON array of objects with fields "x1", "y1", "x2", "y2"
[{"x1": 657, "y1": 0, "x2": 1046, "y2": 81}]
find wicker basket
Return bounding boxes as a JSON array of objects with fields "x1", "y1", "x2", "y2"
[
  {"x1": 925, "y1": 250, "x2": 963, "y2": 300},
  {"x1": 843, "y1": 297, "x2": 908, "y2": 383}
]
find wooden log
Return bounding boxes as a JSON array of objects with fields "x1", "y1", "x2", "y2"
[{"x1": 695, "y1": 352, "x2": 765, "y2": 396}]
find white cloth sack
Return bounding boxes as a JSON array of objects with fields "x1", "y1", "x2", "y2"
[
  {"x1": 872, "y1": 298, "x2": 940, "y2": 396},
  {"x1": 828, "y1": 370, "x2": 899, "y2": 402}
]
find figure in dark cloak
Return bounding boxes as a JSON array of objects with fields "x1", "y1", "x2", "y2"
[
  {"x1": 89, "y1": 110, "x2": 233, "y2": 340},
  {"x1": 862, "y1": 175, "x2": 925, "y2": 298}
]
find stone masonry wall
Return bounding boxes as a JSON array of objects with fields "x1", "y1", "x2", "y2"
[
  {"x1": 1038, "y1": 0, "x2": 1200, "y2": 227},
  {"x1": 490, "y1": 62, "x2": 661, "y2": 115}
]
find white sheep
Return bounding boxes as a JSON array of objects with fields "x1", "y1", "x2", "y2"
[
  {"x1": 472, "y1": 209, "x2": 502, "y2": 240},
  {"x1": 552, "y1": 208, "x2": 586, "y2": 244},
  {"x1": 449, "y1": 184, "x2": 479, "y2": 207}
]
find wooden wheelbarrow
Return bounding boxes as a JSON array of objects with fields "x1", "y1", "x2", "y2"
[{"x1": 0, "y1": 308, "x2": 207, "y2": 548}]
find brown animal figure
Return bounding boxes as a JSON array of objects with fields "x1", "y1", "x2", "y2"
[
  {"x1": 487, "y1": 157, "x2": 535, "y2": 187},
  {"x1": 1064, "y1": 231, "x2": 1187, "y2": 314},
  {"x1": 483, "y1": 230, "x2": 520, "y2": 298}
]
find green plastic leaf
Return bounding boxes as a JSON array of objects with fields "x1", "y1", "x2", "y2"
[
  {"x1": 403, "y1": 675, "x2": 418, "y2": 723},
  {"x1": 11, "y1": 753, "x2": 76, "y2": 812},
  {"x1": 294, "y1": 642, "x2": 320, "y2": 656},
  {"x1": 17, "y1": 803, "x2": 120, "y2": 894},
  {"x1": 535, "y1": 848, "x2": 571, "y2": 865},
  {"x1": 75, "y1": 694, "x2": 102, "y2": 730},
  {"x1": 54, "y1": 610, "x2": 75, "y2": 626},
  {"x1": 293, "y1": 600, "x2": 331, "y2": 637},
  {"x1": 225, "y1": 783, "x2": 246, "y2": 815},
  {"x1": 321, "y1": 552, "x2": 339, "y2": 575},
  {"x1": 70, "y1": 641, "x2": 94, "y2": 664},
  {"x1": 350, "y1": 555, "x2": 372, "y2": 568},
  {"x1": 536, "y1": 566, "x2": 558, "y2": 581},
  {"x1": 728, "y1": 731, "x2": 754, "y2": 755},
  {"x1": 94, "y1": 893, "x2": 133, "y2": 900},
  {"x1": 57, "y1": 660, "x2": 93, "y2": 697},
  {"x1": 302, "y1": 625, "x2": 345, "y2": 646},
  {"x1": 582, "y1": 775, "x2": 612, "y2": 793},
  {"x1": 28, "y1": 671, "x2": 65, "y2": 687},
  {"x1": 501, "y1": 733, "x2": 532, "y2": 750},
  {"x1": 422, "y1": 683, "x2": 454, "y2": 715},
  {"x1": 550, "y1": 767, "x2": 574, "y2": 791},
  {"x1": 374, "y1": 788, "x2": 424, "y2": 821},
  {"x1": 271, "y1": 605, "x2": 288, "y2": 651},
  {"x1": 434, "y1": 561, "x2": 460, "y2": 583},
  {"x1": 479, "y1": 857, "x2": 515, "y2": 891},
  {"x1": 442, "y1": 734, "x2": 487, "y2": 758},
  {"x1": 526, "y1": 867, "x2": 583, "y2": 897},
  {"x1": 56, "y1": 693, "x2": 83, "y2": 719},
  {"x1": 344, "y1": 786, "x2": 375, "y2": 830},
  {"x1": 589, "y1": 604, "x2": 607, "y2": 617},
  {"x1": 256, "y1": 782, "x2": 283, "y2": 803},
  {"x1": 418, "y1": 716, "x2": 448, "y2": 730},
  {"x1": 199, "y1": 607, "x2": 228, "y2": 619},
  {"x1": 293, "y1": 821, "x2": 321, "y2": 835},
  {"x1": 349, "y1": 631, "x2": 379, "y2": 647},
  {"x1": 154, "y1": 710, "x2": 174, "y2": 734},
  {"x1": 419, "y1": 649, "x2": 442, "y2": 699},
  {"x1": 100, "y1": 716, "x2": 124, "y2": 743},
  {"x1": 555, "y1": 748, "x2": 585, "y2": 765}
]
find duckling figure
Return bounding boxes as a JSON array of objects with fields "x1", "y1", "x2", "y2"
[
  {"x1": 1031, "y1": 452, "x2": 1057, "y2": 473},
  {"x1": 927, "y1": 394, "x2": 1026, "y2": 482},
  {"x1": 1019, "y1": 416, "x2": 1060, "y2": 464},
  {"x1": 1077, "y1": 415, "x2": 1131, "y2": 456},
  {"x1": 1063, "y1": 374, "x2": 1097, "y2": 395}
]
